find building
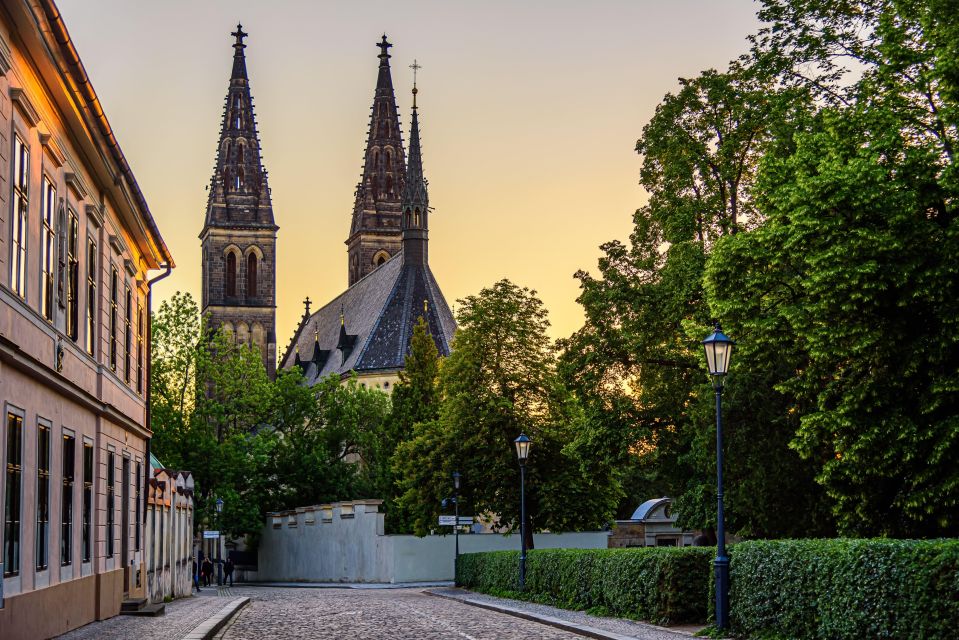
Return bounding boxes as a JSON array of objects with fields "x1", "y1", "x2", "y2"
[
  {"x1": 280, "y1": 37, "x2": 455, "y2": 390},
  {"x1": 200, "y1": 25, "x2": 278, "y2": 379},
  {"x1": 607, "y1": 497, "x2": 697, "y2": 548},
  {"x1": 143, "y1": 462, "x2": 194, "y2": 605},
  {"x1": 0, "y1": 1, "x2": 174, "y2": 637}
]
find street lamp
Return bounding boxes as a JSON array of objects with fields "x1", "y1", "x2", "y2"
[
  {"x1": 452, "y1": 471, "x2": 462, "y2": 564},
  {"x1": 702, "y1": 323, "x2": 734, "y2": 630},
  {"x1": 514, "y1": 433, "x2": 531, "y2": 590},
  {"x1": 215, "y1": 497, "x2": 224, "y2": 587}
]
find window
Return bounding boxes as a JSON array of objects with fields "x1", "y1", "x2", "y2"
[
  {"x1": 247, "y1": 253, "x2": 257, "y2": 298},
  {"x1": 86, "y1": 240, "x2": 97, "y2": 356},
  {"x1": 124, "y1": 286, "x2": 132, "y2": 383},
  {"x1": 134, "y1": 461, "x2": 141, "y2": 552},
  {"x1": 110, "y1": 267, "x2": 118, "y2": 371},
  {"x1": 4, "y1": 412, "x2": 23, "y2": 576},
  {"x1": 40, "y1": 178, "x2": 56, "y2": 321},
  {"x1": 36, "y1": 421, "x2": 50, "y2": 570},
  {"x1": 106, "y1": 451, "x2": 115, "y2": 556},
  {"x1": 11, "y1": 135, "x2": 28, "y2": 297},
  {"x1": 61, "y1": 434, "x2": 75, "y2": 566},
  {"x1": 137, "y1": 302, "x2": 144, "y2": 394},
  {"x1": 82, "y1": 443, "x2": 92, "y2": 562},
  {"x1": 226, "y1": 252, "x2": 237, "y2": 297},
  {"x1": 67, "y1": 212, "x2": 80, "y2": 341}
]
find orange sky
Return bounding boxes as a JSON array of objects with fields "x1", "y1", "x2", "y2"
[{"x1": 58, "y1": 0, "x2": 760, "y2": 346}]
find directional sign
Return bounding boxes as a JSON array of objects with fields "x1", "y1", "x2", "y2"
[
  {"x1": 438, "y1": 516, "x2": 474, "y2": 526},
  {"x1": 203, "y1": 530, "x2": 220, "y2": 539}
]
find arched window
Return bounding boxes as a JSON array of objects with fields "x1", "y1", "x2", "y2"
[
  {"x1": 247, "y1": 253, "x2": 258, "y2": 298},
  {"x1": 414, "y1": 208, "x2": 421, "y2": 226},
  {"x1": 226, "y1": 252, "x2": 237, "y2": 297},
  {"x1": 386, "y1": 151, "x2": 392, "y2": 170},
  {"x1": 239, "y1": 144, "x2": 246, "y2": 164},
  {"x1": 405, "y1": 208, "x2": 412, "y2": 227},
  {"x1": 386, "y1": 175, "x2": 393, "y2": 196},
  {"x1": 236, "y1": 167, "x2": 244, "y2": 190},
  {"x1": 373, "y1": 150, "x2": 379, "y2": 168}
]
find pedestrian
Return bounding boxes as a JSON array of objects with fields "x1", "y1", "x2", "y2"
[
  {"x1": 202, "y1": 557, "x2": 214, "y2": 587},
  {"x1": 192, "y1": 557, "x2": 202, "y2": 592},
  {"x1": 224, "y1": 557, "x2": 235, "y2": 587}
]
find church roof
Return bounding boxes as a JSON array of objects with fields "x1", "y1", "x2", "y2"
[{"x1": 281, "y1": 251, "x2": 455, "y2": 382}]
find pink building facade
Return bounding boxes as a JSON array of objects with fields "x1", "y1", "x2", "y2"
[{"x1": 0, "y1": 2, "x2": 173, "y2": 638}]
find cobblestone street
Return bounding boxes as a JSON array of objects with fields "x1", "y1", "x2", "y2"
[{"x1": 220, "y1": 587, "x2": 583, "y2": 639}]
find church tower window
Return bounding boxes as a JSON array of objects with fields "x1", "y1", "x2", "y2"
[
  {"x1": 226, "y1": 252, "x2": 237, "y2": 297},
  {"x1": 247, "y1": 253, "x2": 258, "y2": 298}
]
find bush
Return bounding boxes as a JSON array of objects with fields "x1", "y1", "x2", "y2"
[
  {"x1": 730, "y1": 539, "x2": 959, "y2": 640},
  {"x1": 456, "y1": 547, "x2": 713, "y2": 625}
]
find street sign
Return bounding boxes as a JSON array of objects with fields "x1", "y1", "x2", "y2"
[
  {"x1": 438, "y1": 516, "x2": 474, "y2": 526},
  {"x1": 203, "y1": 530, "x2": 220, "y2": 539}
]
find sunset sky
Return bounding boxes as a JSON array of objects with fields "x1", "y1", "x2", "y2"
[{"x1": 58, "y1": 0, "x2": 760, "y2": 346}]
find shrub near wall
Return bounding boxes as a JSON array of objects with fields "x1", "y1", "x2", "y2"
[
  {"x1": 456, "y1": 547, "x2": 713, "y2": 625},
  {"x1": 731, "y1": 539, "x2": 959, "y2": 640}
]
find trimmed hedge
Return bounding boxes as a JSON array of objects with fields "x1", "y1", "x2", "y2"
[
  {"x1": 730, "y1": 538, "x2": 959, "y2": 640},
  {"x1": 455, "y1": 547, "x2": 713, "y2": 625}
]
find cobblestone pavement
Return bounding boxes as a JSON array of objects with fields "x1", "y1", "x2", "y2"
[
  {"x1": 56, "y1": 588, "x2": 235, "y2": 640},
  {"x1": 220, "y1": 587, "x2": 584, "y2": 639}
]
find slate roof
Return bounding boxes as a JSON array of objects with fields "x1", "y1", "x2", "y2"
[{"x1": 280, "y1": 251, "x2": 455, "y2": 384}]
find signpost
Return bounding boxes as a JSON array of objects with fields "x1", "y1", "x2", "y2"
[
  {"x1": 438, "y1": 516, "x2": 473, "y2": 526},
  {"x1": 203, "y1": 530, "x2": 220, "y2": 539}
]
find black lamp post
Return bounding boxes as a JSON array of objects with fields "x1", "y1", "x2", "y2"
[
  {"x1": 702, "y1": 323, "x2": 734, "y2": 630},
  {"x1": 514, "y1": 433, "x2": 531, "y2": 590},
  {"x1": 215, "y1": 497, "x2": 224, "y2": 587},
  {"x1": 452, "y1": 471, "x2": 462, "y2": 563}
]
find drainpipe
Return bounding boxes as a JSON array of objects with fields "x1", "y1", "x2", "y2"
[{"x1": 144, "y1": 264, "x2": 172, "y2": 526}]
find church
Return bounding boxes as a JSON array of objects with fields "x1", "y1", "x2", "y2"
[{"x1": 200, "y1": 29, "x2": 455, "y2": 389}]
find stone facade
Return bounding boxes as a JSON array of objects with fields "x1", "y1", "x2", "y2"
[
  {"x1": 200, "y1": 26, "x2": 278, "y2": 379},
  {"x1": 143, "y1": 468, "x2": 194, "y2": 604},
  {"x1": 0, "y1": 2, "x2": 174, "y2": 638}
]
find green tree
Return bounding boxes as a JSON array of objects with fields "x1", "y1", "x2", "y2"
[
  {"x1": 395, "y1": 280, "x2": 619, "y2": 546},
  {"x1": 381, "y1": 317, "x2": 440, "y2": 532}
]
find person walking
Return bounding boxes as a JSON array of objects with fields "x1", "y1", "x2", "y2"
[
  {"x1": 224, "y1": 557, "x2": 235, "y2": 587},
  {"x1": 202, "y1": 557, "x2": 214, "y2": 587},
  {"x1": 192, "y1": 557, "x2": 202, "y2": 592}
]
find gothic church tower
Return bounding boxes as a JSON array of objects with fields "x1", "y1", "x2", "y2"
[
  {"x1": 200, "y1": 25, "x2": 278, "y2": 378},
  {"x1": 346, "y1": 36, "x2": 407, "y2": 286}
]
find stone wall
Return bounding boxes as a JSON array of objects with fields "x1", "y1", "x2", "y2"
[
  {"x1": 255, "y1": 500, "x2": 609, "y2": 584},
  {"x1": 144, "y1": 469, "x2": 194, "y2": 602}
]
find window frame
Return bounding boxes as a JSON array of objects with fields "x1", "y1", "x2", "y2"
[
  {"x1": 81, "y1": 441, "x2": 93, "y2": 563},
  {"x1": 124, "y1": 285, "x2": 132, "y2": 383},
  {"x1": 106, "y1": 449, "x2": 115, "y2": 557},
  {"x1": 109, "y1": 266, "x2": 118, "y2": 371},
  {"x1": 35, "y1": 419, "x2": 51, "y2": 571},
  {"x1": 86, "y1": 238, "x2": 97, "y2": 356},
  {"x1": 40, "y1": 176, "x2": 56, "y2": 321},
  {"x1": 66, "y1": 209, "x2": 80, "y2": 342},
  {"x1": 10, "y1": 134, "x2": 29, "y2": 298},
  {"x1": 61, "y1": 432, "x2": 75, "y2": 566},
  {"x1": 4, "y1": 409, "x2": 24, "y2": 577}
]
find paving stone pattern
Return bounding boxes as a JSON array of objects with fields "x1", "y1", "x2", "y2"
[
  {"x1": 220, "y1": 587, "x2": 583, "y2": 640},
  {"x1": 55, "y1": 589, "x2": 235, "y2": 640}
]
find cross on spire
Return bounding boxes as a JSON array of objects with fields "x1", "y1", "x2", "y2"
[
  {"x1": 410, "y1": 59, "x2": 421, "y2": 108},
  {"x1": 303, "y1": 296, "x2": 312, "y2": 317},
  {"x1": 232, "y1": 23, "x2": 247, "y2": 48}
]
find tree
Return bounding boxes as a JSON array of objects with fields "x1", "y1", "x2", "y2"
[
  {"x1": 559, "y1": 59, "x2": 829, "y2": 538},
  {"x1": 395, "y1": 280, "x2": 620, "y2": 546},
  {"x1": 380, "y1": 317, "x2": 440, "y2": 532}
]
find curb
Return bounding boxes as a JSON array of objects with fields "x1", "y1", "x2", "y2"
[
  {"x1": 424, "y1": 589, "x2": 695, "y2": 640},
  {"x1": 182, "y1": 597, "x2": 250, "y2": 640}
]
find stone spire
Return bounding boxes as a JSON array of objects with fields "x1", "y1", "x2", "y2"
[
  {"x1": 346, "y1": 35, "x2": 407, "y2": 286},
  {"x1": 204, "y1": 24, "x2": 275, "y2": 230},
  {"x1": 402, "y1": 62, "x2": 429, "y2": 266}
]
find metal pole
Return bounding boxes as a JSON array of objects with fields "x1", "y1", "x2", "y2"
[
  {"x1": 454, "y1": 488, "x2": 460, "y2": 563},
  {"x1": 519, "y1": 463, "x2": 527, "y2": 590},
  {"x1": 715, "y1": 381, "x2": 729, "y2": 629}
]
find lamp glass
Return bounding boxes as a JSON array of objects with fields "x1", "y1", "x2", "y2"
[
  {"x1": 514, "y1": 433, "x2": 531, "y2": 462},
  {"x1": 702, "y1": 326, "x2": 734, "y2": 376},
  {"x1": 215, "y1": 497, "x2": 224, "y2": 514},
  {"x1": 453, "y1": 471, "x2": 461, "y2": 490}
]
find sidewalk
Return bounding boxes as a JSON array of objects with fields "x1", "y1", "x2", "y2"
[
  {"x1": 426, "y1": 587, "x2": 704, "y2": 640},
  {"x1": 234, "y1": 580, "x2": 454, "y2": 589},
  {"x1": 55, "y1": 590, "x2": 246, "y2": 640}
]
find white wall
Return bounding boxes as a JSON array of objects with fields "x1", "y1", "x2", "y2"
[{"x1": 256, "y1": 501, "x2": 609, "y2": 584}]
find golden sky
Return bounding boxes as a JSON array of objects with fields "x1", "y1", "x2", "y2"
[{"x1": 58, "y1": 0, "x2": 760, "y2": 346}]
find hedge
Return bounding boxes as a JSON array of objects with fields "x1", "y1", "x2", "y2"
[
  {"x1": 455, "y1": 547, "x2": 713, "y2": 625},
  {"x1": 730, "y1": 538, "x2": 959, "y2": 640}
]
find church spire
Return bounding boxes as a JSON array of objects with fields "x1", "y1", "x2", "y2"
[
  {"x1": 204, "y1": 24, "x2": 275, "y2": 230},
  {"x1": 346, "y1": 35, "x2": 407, "y2": 286},
  {"x1": 402, "y1": 61, "x2": 429, "y2": 266}
]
